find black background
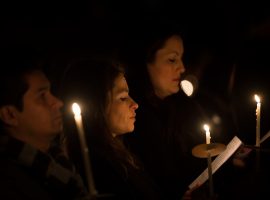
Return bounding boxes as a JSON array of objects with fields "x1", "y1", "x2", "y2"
[{"x1": 2, "y1": 0, "x2": 270, "y2": 145}]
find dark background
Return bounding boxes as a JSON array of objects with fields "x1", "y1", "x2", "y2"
[{"x1": 1, "y1": 0, "x2": 270, "y2": 145}]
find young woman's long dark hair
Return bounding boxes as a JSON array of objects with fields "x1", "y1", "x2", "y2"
[{"x1": 61, "y1": 59, "x2": 139, "y2": 179}]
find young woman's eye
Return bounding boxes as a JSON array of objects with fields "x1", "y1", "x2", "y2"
[
  {"x1": 169, "y1": 58, "x2": 176, "y2": 63},
  {"x1": 120, "y1": 97, "x2": 128, "y2": 101}
]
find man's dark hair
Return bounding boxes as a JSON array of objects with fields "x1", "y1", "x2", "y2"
[{"x1": 0, "y1": 47, "x2": 46, "y2": 132}]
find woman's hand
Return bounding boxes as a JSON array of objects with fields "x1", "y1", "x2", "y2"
[{"x1": 182, "y1": 184, "x2": 201, "y2": 200}]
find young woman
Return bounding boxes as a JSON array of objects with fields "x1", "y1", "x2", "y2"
[{"x1": 61, "y1": 59, "x2": 164, "y2": 200}]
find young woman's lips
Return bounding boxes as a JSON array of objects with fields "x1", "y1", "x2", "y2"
[{"x1": 130, "y1": 114, "x2": 136, "y2": 119}]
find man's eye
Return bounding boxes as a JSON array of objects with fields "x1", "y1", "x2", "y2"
[
  {"x1": 120, "y1": 97, "x2": 128, "y2": 101},
  {"x1": 39, "y1": 92, "x2": 48, "y2": 100}
]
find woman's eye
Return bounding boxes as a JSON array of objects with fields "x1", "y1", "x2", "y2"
[
  {"x1": 120, "y1": 97, "x2": 128, "y2": 101},
  {"x1": 169, "y1": 58, "x2": 176, "y2": 63}
]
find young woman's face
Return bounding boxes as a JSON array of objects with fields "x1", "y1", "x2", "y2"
[
  {"x1": 106, "y1": 74, "x2": 138, "y2": 137},
  {"x1": 147, "y1": 35, "x2": 185, "y2": 99}
]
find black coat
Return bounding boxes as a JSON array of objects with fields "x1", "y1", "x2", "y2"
[
  {"x1": 90, "y1": 150, "x2": 164, "y2": 200},
  {"x1": 0, "y1": 136, "x2": 88, "y2": 200},
  {"x1": 125, "y1": 91, "x2": 207, "y2": 199}
]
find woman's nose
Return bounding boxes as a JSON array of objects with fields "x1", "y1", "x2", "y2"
[
  {"x1": 178, "y1": 61, "x2": 185, "y2": 73},
  {"x1": 131, "y1": 98, "x2": 139, "y2": 110}
]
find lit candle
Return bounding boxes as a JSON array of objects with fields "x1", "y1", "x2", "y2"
[
  {"x1": 72, "y1": 103, "x2": 97, "y2": 197},
  {"x1": 203, "y1": 124, "x2": 211, "y2": 144},
  {"x1": 254, "y1": 95, "x2": 261, "y2": 147}
]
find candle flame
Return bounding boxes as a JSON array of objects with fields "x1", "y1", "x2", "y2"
[
  {"x1": 72, "y1": 103, "x2": 81, "y2": 116},
  {"x1": 203, "y1": 124, "x2": 210, "y2": 132},
  {"x1": 254, "y1": 94, "x2": 260, "y2": 103}
]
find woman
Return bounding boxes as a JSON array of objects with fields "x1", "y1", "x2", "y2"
[
  {"x1": 119, "y1": 22, "x2": 207, "y2": 199},
  {"x1": 61, "y1": 59, "x2": 164, "y2": 200}
]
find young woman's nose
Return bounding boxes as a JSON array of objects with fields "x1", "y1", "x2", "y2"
[{"x1": 130, "y1": 98, "x2": 139, "y2": 110}]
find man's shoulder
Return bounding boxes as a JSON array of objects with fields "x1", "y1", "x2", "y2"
[{"x1": 0, "y1": 157, "x2": 52, "y2": 200}]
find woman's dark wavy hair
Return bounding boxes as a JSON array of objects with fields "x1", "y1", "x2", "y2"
[{"x1": 61, "y1": 59, "x2": 139, "y2": 178}]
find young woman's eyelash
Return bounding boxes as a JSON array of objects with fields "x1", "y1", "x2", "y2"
[{"x1": 120, "y1": 97, "x2": 128, "y2": 101}]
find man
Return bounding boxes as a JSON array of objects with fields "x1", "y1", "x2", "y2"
[{"x1": 0, "y1": 50, "x2": 89, "y2": 200}]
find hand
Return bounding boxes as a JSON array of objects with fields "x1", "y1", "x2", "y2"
[
  {"x1": 232, "y1": 145, "x2": 252, "y2": 167},
  {"x1": 182, "y1": 184, "x2": 201, "y2": 200}
]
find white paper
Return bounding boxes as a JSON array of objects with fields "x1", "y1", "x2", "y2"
[
  {"x1": 189, "y1": 136, "x2": 242, "y2": 189},
  {"x1": 260, "y1": 130, "x2": 270, "y2": 144}
]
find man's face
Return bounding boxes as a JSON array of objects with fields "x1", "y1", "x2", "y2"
[{"x1": 15, "y1": 70, "x2": 63, "y2": 141}]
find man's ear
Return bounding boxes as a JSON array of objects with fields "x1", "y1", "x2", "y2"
[{"x1": 0, "y1": 106, "x2": 19, "y2": 126}]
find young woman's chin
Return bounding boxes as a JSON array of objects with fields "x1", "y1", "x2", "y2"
[{"x1": 126, "y1": 124, "x2": 135, "y2": 133}]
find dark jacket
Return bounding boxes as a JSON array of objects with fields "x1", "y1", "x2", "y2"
[
  {"x1": 125, "y1": 91, "x2": 206, "y2": 199},
  {"x1": 0, "y1": 135, "x2": 89, "y2": 200},
  {"x1": 90, "y1": 149, "x2": 164, "y2": 200},
  {"x1": 66, "y1": 129, "x2": 164, "y2": 200}
]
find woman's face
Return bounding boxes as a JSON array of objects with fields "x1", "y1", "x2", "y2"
[
  {"x1": 106, "y1": 74, "x2": 138, "y2": 137},
  {"x1": 147, "y1": 35, "x2": 185, "y2": 99}
]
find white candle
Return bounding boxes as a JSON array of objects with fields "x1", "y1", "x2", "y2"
[
  {"x1": 203, "y1": 124, "x2": 211, "y2": 144},
  {"x1": 254, "y1": 95, "x2": 261, "y2": 147},
  {"x1": 72, "y1": 103, "x2": 97, "y2": 196}
]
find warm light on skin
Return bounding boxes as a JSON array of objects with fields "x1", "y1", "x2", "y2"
[
  {"x1": 106, "y1": 74, "x2": 138, "y2": 137},
  {"x1": 254, "y1": 94, "x2": 260, "y2": 103},
  {"x1": 72, "y1": 103, "x2": 81, "y2": 117},
  {"x1": 147, "y1": 36, "x2": 185, "y2": 99}
]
